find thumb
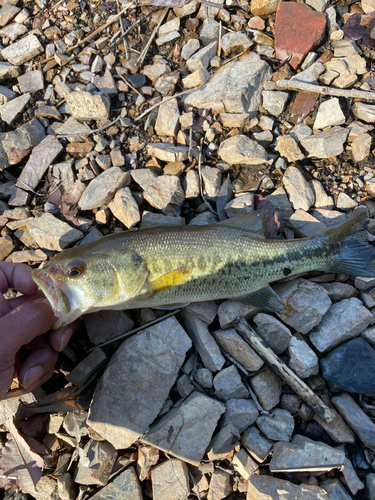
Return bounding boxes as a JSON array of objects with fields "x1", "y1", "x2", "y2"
[{"x1": 0, "y1": 299, "x2": 57, "y2": 357}]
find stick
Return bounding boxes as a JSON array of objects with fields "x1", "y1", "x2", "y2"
[
  {"x1": 136, "y1": 7, "x2": 168, "y2": 67},
  {"x1": 35, "y1": 4, "x2": 136, "y2": 67},
  {"x1": 56, "y1": 116, "x2": 121, "y2": 138},
  {"x1": 275, "y1": 79, "x2": 375, "y2": 101},
  {"x1": 233, "y1": 317, "x2": 336, "y2": 423}
]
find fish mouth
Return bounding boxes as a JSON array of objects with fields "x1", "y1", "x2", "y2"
[{"x1": 32, "y1": 269, "x2": 72, "y2": 328}]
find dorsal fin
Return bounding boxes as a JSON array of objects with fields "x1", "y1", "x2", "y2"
[{"x1": 216, "y1": 210, "x2": 268, "y2": 237}]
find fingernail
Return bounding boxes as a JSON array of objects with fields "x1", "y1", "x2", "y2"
[
  {"x1": 22, "y1": 366, "x2": 44, "y2": 390},
  {"x1": 59, "y1": 328, "x2": 72, "y2": 352}
]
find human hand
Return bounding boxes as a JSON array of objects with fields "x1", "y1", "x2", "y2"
[{"x1": 0, "y1": 262, "x2": 75, "y2": 400}]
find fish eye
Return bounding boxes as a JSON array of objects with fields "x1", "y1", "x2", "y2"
[{"x1": 67, "y1": 265, "x2": 84, "y2": 278}]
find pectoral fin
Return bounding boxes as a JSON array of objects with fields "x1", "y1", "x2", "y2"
[
  {"x1": 235, "y1": 285, "x2": 286, "y2": 314},
  {"x1": 151, "y1": 267, "x2": 193, "y2": 295}
]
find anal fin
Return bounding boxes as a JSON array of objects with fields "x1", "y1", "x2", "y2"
[{"x1": 234, "y1": 285, "x2": 286, "y2": 314}]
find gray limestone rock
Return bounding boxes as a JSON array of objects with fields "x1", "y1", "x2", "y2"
[
  {"x1": 313, "y1": 97, "x2": 345, "y2": 129},
  {"x1": 218, "y1": 300, "x2": 260, "y2": 329},
  {"x1": 221, "y1": 398, "x2": 259, "y2": 434},
  {"x1": 213, "y1": 365, "x2": 249, "y2": 401},
  {"x1": 151, "y1": 459, "x2": 189, "y2": 500},
  {"x1": 352, "y1": 132, "x2": 372, "y2": 162},
  {"x1": 300, "y1": 126, "x2": 349, "y2": 158},
  {"x1": 336, "y1": 192, "x2": 357, "y2": 211},
  {"x1": 67, "y1": 91, "x2": 110, "y2": 121},
  {"x1": 232, "y1": 449, "x2": 258, "y2": 480},
  {"x1": 262, "y1": 90, "x2": 289, "y2": 117},
  {"x1": 194, "y1": 368, "x2": 213, "y2": 388},
  {"x1": 87, "y1": 317, "x2": 192, "y2": 449},
  {"x1": 221, "y1": 32, "x2": 252, "y2": 55},
  {"x1": 256, "y1": 408, "x2": 294, "y2": 441},
  {"x1": 89, "y1": 467, "x2": 142, "y2": 500},
  {"x1": 142, "y1": 391, "x2": 225, "y2": 465},
  {"x1": 201, "y1": 165, "x2": 222, "y2": 200},
  {"x1": 241, "y1": 426, "x2": 273, "y2": 463},
  {"x1": 267, "y1": 186, "x2": 293, "y2": 223},
  {"x1": 206, "y1": 424, "x2": 240, "y2": 460},
  {"x1": 313, "y1": 408, "x2": 355, "y2": 445},
  {"x1": 143, "y1": 175, "x2": 185, "y2": 216},
  {"x1": 273, "y1": 279, "x2": 332, "y2": 334},
  {"x1": 200, "y1": 18, "x2": 220, "y2": 46},
  {"x1": 75, "y1": 440, "x2": 117, "y2": 486},
  {"x1": 274, "y1": 135, "x2": 305, "y2": 163},
  {"x1": 181, "y1": 38, "x2": 200, "y2": 60},
  {"x1": 248, "y1": 475, "x2": 328, "y2": 500},
  {"x1": 184, "y1": 52, "x2": 272, "y2": 115},
  {"x1": 253, "y1": 313, "x2": 292, "y2": 354},
  {"x1": 78, "y1": 167, "x2": 130, "y2": 210},
  {"x1": 207, "y1": 470, "x2": 231, "y2": 500},
  {"x1": 213, "y1": 328, "x2": 264, "y2": 372},
  {"x1": 0, "y1": 92, "x2": 30, "y2": 125},
  {"x1": 320, "y1": 282, "x2": 357, "y2": 302},
  {"x1": 352, "y1": 101, "x2": 375, "y2": 123},
  {"x1": 283, "y1": 166, "x2": 315, "y2": 211},
  {"x1": 309, "y1": 179, "x2": 334, "y2": 210},
  {"x1": 309, "y1": 297, "x2": 373, "y2": 353},
  {"x1": 155, "y1": 98, "x2": 180, "y2": 137},
  {"x1": 2, "y1": 34, "x2": 43, "y2": 65},
  {"x1": 249, "y1": 366, "x2": 282, "y2": 411},
  {"x1": 288, "y1": 336, "x2": 319, "y2": 378},
  {"x1": 108, "y1": 187, "x2": 140, "y2": 228},
  {"x1": 0, "y1": 61, "x2": 21, "y2": 80},
  {"x1": 218, "y1": 134, "x2": 268, "y2": 165},
  {"x1": 27, "y1": 213, "x2": 82, "y2": 251},
  {"x1": 147, "y1": 143, "x2": 189, "y2": 162},
  {"x1": 184, "y1": 301, "x2": 218, "y2": 324},
  {"x1": 224, "y1": 193, "x2": 254, "y2": 218},
  {"x1": 18, "y1": 70, "x2": 44, "y2": 93},
  {"x1": 187, "y1": 41, "x2": 217, "y2": 72}
]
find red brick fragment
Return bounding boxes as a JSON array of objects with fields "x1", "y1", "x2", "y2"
[{"x1": 275, "y1": 2, "x2": 326, "y2": 69}]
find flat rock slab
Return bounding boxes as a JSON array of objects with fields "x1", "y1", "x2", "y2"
[
  {"x1": 27, "y1": 213, "x2": 83, "y2": 251},
  {"x1": 142, "y1": 391, "x2": 225, "y2": 465},
  {"x1": 248, "y1": 475, "x2": 328, "y2": 499},
  {"x1": 300, "y1": 126, "x2": 349, "y2": 159},
  {"x1": 218, "y1": 134, "x2": 268, "y2": 166},
  {"x1": 184, "y1": 52, "x2": 272, "y2": 115},
  {"x1": 67, "y1": 91, "x2": 110, "y2": 121},
  {"x1": 16, "y1": 136, "x2": 63, "y2": 191},
  {"x1": 151, "y1": 459, "x2": 189, "y2": 500},
  {"x1": 275, "y1": 2, "x2": 326, "y2": 69},
  {"x1": 90, "y1": 467, "x2": 142, "y2": 500},
  {"x1": 2, "y1": 34, "x2": 43, "y2": 65},
  {"x1": 283, "y1": 166, "x2": 314, "y2": 211},
  {"x1": 87, "y1": 316, "x2": 192, "y2": 450},
  {"x1": 78, "y1": 167, "x2": 130, "y2": 210}
]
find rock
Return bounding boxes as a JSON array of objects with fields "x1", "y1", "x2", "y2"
[
  {"x1": 221, "y1": 32, "x2": 252, "y2": 55},
  {"x1": 151, "y1": 459, "x2": 189, "y2": 500},
  {"x1": 75, "y1": 440, "x2": 117, "y2": 486},
  {"x1": 321, "y1": 479, "x2": 352, "y2": 500},
  {"x1": 159, "y1": 17, "x2": 180, "y2": 37},
  {"x1": 309, "y1": 179, "x2": 334, "y2": 210},
  {"x1": 186, "y1": 41, "x2": 217, "y2": 72},
  {"x1": 147, "y1": 143, "x2": 189, "y2": 162},
  {"x1": 352, "y1": 102, "x2": 375, "y2": 123},
  {"x1": 352, "y1": 132, "x2": 372, "y2": 162},
  {"x1": 181, "y1": 38, "x2": 200, "y2": 60},
  {"x1": 220, "y1": 113, "x2": 249, "y2": 128},
  {"x1": 137, "y1": 446, "x2": 159, "y2": 482},
  {"x1": 367, "y1": 474, "x2": 375, "y2": 500},
  {"x1": 84, "y1": 310, "x2": 133, "y2": 346},
  {"x1": 201, "y1": 166, "x2": 222, "y2": 200},
  {"x1": 288, "y1": 336, "x2": 319, "y2": 378},
  {"x1": 184, "y1": 52, "x2": 272, "y2": 115},
  {"x1": 89, "y1": 467, "x2": 142, "y2": 500},
  {"x1": 275, "y1": 2, "x2": 326, "y2": 69},
  {"x1": 108, "y1": 187, "x2": 140, "y2": 228},
  {"x1": 249, "y1": 366, "x2": 282, "y2": 411},
  {"x1": 66, "y1": 349, "x2": 107, "y2": 389},
  {"x1": 156, "y1": 30, "x2": 180, "y2": 46},
  {"x1": 275, "y1": 136, "x2": 304, "y2": 163},
  {"x1": 0, "y1": 61, "x2": 21, "y2": 80},
  {"x1": 241, "y1": 426, "x2": 273, "y2": 463},
  {"x1": 0, "y1": 85, "x2": 15, "y2": 105},
  {"x1": 283, "y1": 167, "x2": 313, "y2": 211},
  {"x1": 290, "y1": 211, "x2": 324, "y2": 237},
  {"x1": 0, "y1": 23, "x2": 26, "y2": 44},
  {"x1": 206, "y1": 424, "x2": 240, "y2": 460},
  {"x1": 67, "y1": 91, "x2": 110, "y2": 121},
  {"x1": 194, "y1": 368, "x2": 213, "y2": 387},
  {"x1": 333, "y1": 392, "x2": 375, "y2": 452},
  {"x1": 184, "y1": 169, "x2": 200, "y2": 199},
  {"x1": 27, "y1": 213, "x2": 82, "y2": 251},
  {"x1": 256, "y1": 408, "x2": 294, "y2": 441},
  {"x1": 262, "y1": 91, "x2": 289, "y2": 117},
  {"x1": 181, "y1": 309, "x2": 225, "y2": 371},
  {"x1": 140, "y1": 211, "x2": 185, "y2": 229},
  {"x1": 0, "y1": 234, "x2": 13, "y2": 260},
  {"x1": 0, "y1": 92, "x2": 30, "y2": 125},
  {"x1": 267, "y1": 186, "x2": 294, "y2": 223},
  {"x1": 143, "y1": 62, "x2": 170, "y2": 85},
  {"x1": 224, "y1": 194, "x2": 254, "y2": 218},
  {"x1": 2, "y1": 34, "x2": 43, "y2": 65},
  {"x1": 248, "y1": 475, "x2": 327, "y2": 499},
  {"x1": 313, "y1": 408, "x2": 355, "y2": 444},
  {"x1": 36, "y1": 476, "x2": 58, "y2": 500},
  {"x1": 300, "y1": 126, "x2": 349, "y2": 158},
  {"x1": 309, "y1": 297, "x2": 373, "y2": 353},
  {"x1": 184, "y1": 301, "x2": 218, "y2": 324},
  {"x1": 87, "y1": 317, "x2": 192, "y2": 449},
  {"x1": 55, "y1": 117, "x2": 91, "y2": 139},
  {"x1": 213, "y1": 328, "x2": 263, "y2": 371},
  {"x1": 18, "y1": 70, "x2": 44, "y2": 93},
  {"x1": 182, "y1": 67, "x2": 210, "y2": 89},
  {"x1": 273, "y1": 279, "x2": 332, "y2": 334},
  {"x1": 232, "y1": 449, "x2": 258, "y2": 480},
  {"x1": 155, "y1": 98, "x2": 180, "y2": 137},
  {"x1": 177, "y1": 374, "x2": 194, "y2": 398},
  {"x1": 93, "y1": 68, "x2": 117, "y2": 97},
  {"x1": 142, "y1": 391, "x2": 225, "y2": 465},
  {"x1": 336, "y1": 192, "x2": 357, "y2": 211},
  {"x1": 320, "y1": 337, "x2": 375, "y2": 393},
  {"x1": 253, "y1": 313, "x2": 292, "y2": 354},
  {"x1": 189, "y1": 212, "x2": 219, "y2": 225},
  {"x1": 207, "y1": 470, "x2": 231, "y2": 500},
  {"x1": 78, "y1": 167, "x2": 130, "y2": 210},
  {"x1": 213, "y1": 365, "x2": 249, "y2": 401},
  {"x1": 320, "y1": 282, "x2": 357, "y2": 302},
  {"x1": 218, "y1": 134, "x2": 268, "y2": 166},
  {"x1": 200, "y1": 18, "x2": 219, "y2": 45},
  {"x1": 218, "y1": 300, "x2": 260, "y2": 329},
  {"x1": 143, "y1": 175, "x2": 185, "y2": 216},
  {"x1": 222, "y1": 399, "x2": 259, "y2": 434},
  {"x1": 313, "y1": 97, "x2": 345, "y2": 129},
  {"x1": 16, "y1": 136, "x2": 63, "y2": 191},
  {"x1": 57, "y1": 473, "x2": 76, "y2": 500}
]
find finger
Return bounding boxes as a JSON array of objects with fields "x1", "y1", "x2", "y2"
[
  {"x1": 0, "y1": 299, "x2": 57, "y2": 359},
  {"x1": 0, "y1": 262, "x2": 37, "y2": 295},
  {"x1": 18, "y1": 335, "x2": 58, "y2": 391},
  {"x1": 20, "y1": 367, "x2": 55, "y2": 395},
  {"x1": 7, "y1": 291, "x2": 46, "y2": 310},
  {"x1": 48, "y1": 322, "x2": 76, "y2": 352}
]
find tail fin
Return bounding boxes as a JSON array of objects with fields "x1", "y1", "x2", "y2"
[{"x1": 324, "y1": 211, "x2": 375, "y2": 277}]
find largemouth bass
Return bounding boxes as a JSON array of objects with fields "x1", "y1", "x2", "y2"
[{"x1": 32, "y1": 210, "x2": 375, "y2": 329}]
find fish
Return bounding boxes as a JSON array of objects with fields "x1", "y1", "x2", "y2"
[{"x1": 32, "y1": 210, "x2": 375, "y2": 330}]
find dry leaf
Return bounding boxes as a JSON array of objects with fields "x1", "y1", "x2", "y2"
[
  {"x1": 343, "y1": 12, "x2": 375, "y2": 50},
  {"x1": 290, "y1": 90, "x2": 319, "y2": 124},
  {"x1": 0, "y1": 418, "x2": 44, "y2": 497}
]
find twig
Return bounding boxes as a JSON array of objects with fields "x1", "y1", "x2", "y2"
[
  {"x1": 115, "y1": 74, "x2": 142, "y2": 96},
  {"x1": 35, "y1": 4, "x2": 136, "y2": 67},
  {"x1": 56, "y1": 116, "x2": 121, "y2": 139},
  {"x1": 198, "y1": 141, "x2": 217, "y2": 215},
  {"x1": 275, "y1": 79, "x2": 375, "y2": 101},
  {"x1": 116, "y1": 0, "x2": 128, "y2": 59},
  {"x1": 188, "y1": 126, "x2": 193, "y2": 162},
  {"x1": 217, "y1": 20, "x2": 222, "y2": 58},
  {"x1": 110, "y1": 16, "x2": 143, "y2": 47},
  {"x1": 90, "y1": 309, "x2": 181, "y2": 351},
  {"x1": 233, "y1": 317, "x2": 336, "y2": 423},
  {"x1": 136, "y1": 7, "x2": 169, "y2": 67}
]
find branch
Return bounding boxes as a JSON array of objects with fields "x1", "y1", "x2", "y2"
[{"x1": 275, "y1": 79, "x2": 375, "y2": 101}]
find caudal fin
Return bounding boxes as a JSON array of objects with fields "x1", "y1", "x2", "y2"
[{"x1": 324, "y1": 211, "x2": 375, "y2": 277}]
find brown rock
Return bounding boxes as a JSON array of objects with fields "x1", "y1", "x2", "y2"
[
  {"x1": 66, "y1": 142, "x2": 94, "y2": 154},
  {"x1": 0, "y1": 234, "x2": 13, "y2": 260},
  {"x1": 275, "y1": 2, "x2": 326, "y2": 69}
]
